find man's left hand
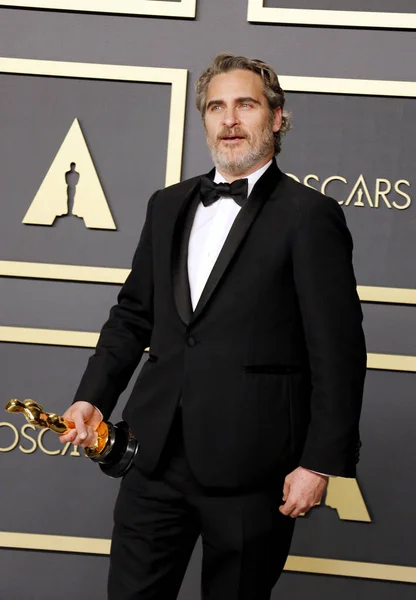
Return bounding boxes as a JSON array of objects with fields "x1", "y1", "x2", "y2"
[{"x1": 279, "y1": 467, "x2": 328, "y2": 518}]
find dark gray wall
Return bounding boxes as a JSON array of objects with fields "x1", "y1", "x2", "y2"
[{"x1": 0, "y1": 1, "x2": 415, "y2": 599}]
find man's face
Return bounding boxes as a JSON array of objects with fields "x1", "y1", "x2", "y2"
[{"x1": 204, "y1": 69, "x2": 282, "y2": 177}]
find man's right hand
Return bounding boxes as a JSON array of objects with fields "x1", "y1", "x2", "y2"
[{"x1": 59, "y1": 401, "x2": 103, "y2": 448}]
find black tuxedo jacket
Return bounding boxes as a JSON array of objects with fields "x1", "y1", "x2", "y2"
[{"x1": 74, "y1": 160, "x2": 366, "y2": 489}]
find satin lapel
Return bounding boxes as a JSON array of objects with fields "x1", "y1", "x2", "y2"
[
  {"x1": 171, "y1": 177, "x2": 206, "y2": 325},
  {"x1": 191, "y1": 160, "x2": 281, "y2": 323}
]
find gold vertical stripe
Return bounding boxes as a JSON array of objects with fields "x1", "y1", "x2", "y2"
[{"x1": 165, "y1": 69, "x2": 188, "y2": 187}]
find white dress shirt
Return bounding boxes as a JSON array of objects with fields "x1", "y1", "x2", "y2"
[{"x1": 188, "y1": 160, "x2": 272, "y2": 310}]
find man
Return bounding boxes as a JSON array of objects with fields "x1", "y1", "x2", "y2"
[{"x1": 60, "y1": 53, "x2": 366, "y2": 600}]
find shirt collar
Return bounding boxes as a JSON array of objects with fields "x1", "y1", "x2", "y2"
[{"x1": 213, "y1": 159, "x2": 273, "y2": 198}]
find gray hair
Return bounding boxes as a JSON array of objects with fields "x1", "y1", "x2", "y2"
[{"x1": 195, "y1": 53, "x2": 291, "y2": 155}]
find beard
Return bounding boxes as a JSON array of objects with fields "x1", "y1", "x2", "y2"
[{"x1": 206, "y1": 118, "x2": 275, "y2": 176}]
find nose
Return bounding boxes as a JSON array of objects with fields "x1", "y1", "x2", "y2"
[{"x1": 222, "y1": 106, "x2": 240, "y2": 128}]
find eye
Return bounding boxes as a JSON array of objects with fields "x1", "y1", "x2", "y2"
[{"x1": 240, "y1": 103, "x2": 252, "y2": 109}]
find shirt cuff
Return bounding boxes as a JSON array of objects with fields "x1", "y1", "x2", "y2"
[
  {"x1": 306, "y1": 469, "x2": 334, "y2": 477},
  {"x1": 94, "y1": 406, "x2": 104, "y2": 420}
]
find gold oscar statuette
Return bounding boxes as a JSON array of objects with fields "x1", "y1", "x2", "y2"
[{"x1": 5, "y1": 399, "x2": 139, "y2": 477}]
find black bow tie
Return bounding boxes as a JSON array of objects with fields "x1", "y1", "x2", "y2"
[{"x1": 200, "y1": 176, "x2": 249, "y2": 207}]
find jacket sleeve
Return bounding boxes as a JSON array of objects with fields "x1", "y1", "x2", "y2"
[
  {"x1": 292, "y1": 196, "x2": 367, "y2": 477},
  {"x1": 72, "y1": 190, "x2": 158, "y2": 419}
]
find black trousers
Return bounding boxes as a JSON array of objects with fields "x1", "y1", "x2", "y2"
[{"x1": 108, "y1": 409, "x2": 295, "y2": 600}]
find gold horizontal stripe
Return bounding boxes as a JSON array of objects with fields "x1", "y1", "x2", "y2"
[
  {"x1": 1, "y1": 532, "x2": 415, "y2": 582},
  {"x1": 285, "y1": 555, "x2": 416, "y2": 584},
  {"x1": 0, "y1": 260, "x2": 130, "y2": 284},
  {"x1": 0, "y1": 0, "x2": 197, "y2": 19},
  {"x1": 0, "y1": 327, "x2": 415, "y2": 372},
  {"x1": 0, "y1": 57, "x2": 186, "y2": 86},
  {"x1": 281, "y1": 75, "x2": 416, "y2": 97},
  {"x1": 0, "y1": 326, "x2": 99, "y2": 348},
  {"x1": 358, "y1": 286, "x2": 416, "y2": 305},
  {"x1": 247, "y1": 2, "x2": 416, "y2": 30},
  {"x1": 367, "y1": 353, "x2": 416, "y2": 372},
  {"x1": 0, "y1": 531, "x2": 110, "y2": 555},
  {"x1": 1, "y1": 262, "x2": 415, "y2": 306}
]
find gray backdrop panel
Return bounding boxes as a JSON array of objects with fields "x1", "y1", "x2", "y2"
[
  {"x1": 0, "y1": 279, "x2": 121, "y2": 331},
  {"x1": 0, "y1": 73, "x2": 170, "y2": 267},
  {"x1": 278, "y1": 92, "x2": 416, "y2": 288}
]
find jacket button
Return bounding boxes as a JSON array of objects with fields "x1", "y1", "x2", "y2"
[{"x1": 187, "y1": 336, "x2": 196, "y2": 347}]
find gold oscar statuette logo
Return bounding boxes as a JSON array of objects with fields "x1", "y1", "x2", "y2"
[
  {"x1": 324, "y1": 477, "x2": 370, "y2": 522},
  {"x1": 22, "y1": 118, "x2": 117, "y2": 229}
]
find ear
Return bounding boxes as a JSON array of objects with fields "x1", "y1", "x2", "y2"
[{"x1": 272, "y1": 107, "x2": 283, "y2": 133}]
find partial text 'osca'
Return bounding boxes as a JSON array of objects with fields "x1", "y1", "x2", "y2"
[{"x1": 0, "y1": 422, "x2": 81, "y2": 457}]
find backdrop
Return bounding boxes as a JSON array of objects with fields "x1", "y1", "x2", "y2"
[{"x1": 0, "y1": 1, "x2": 415, "y2": 599}]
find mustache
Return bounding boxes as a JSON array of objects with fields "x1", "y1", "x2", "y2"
[{"x1": 217, "y1": 127, "x2": 249, "y2": 141}]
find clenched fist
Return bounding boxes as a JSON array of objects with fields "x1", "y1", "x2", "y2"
[{"x1": 279, "y1": 466, "x2": 328, "y2": 518}]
